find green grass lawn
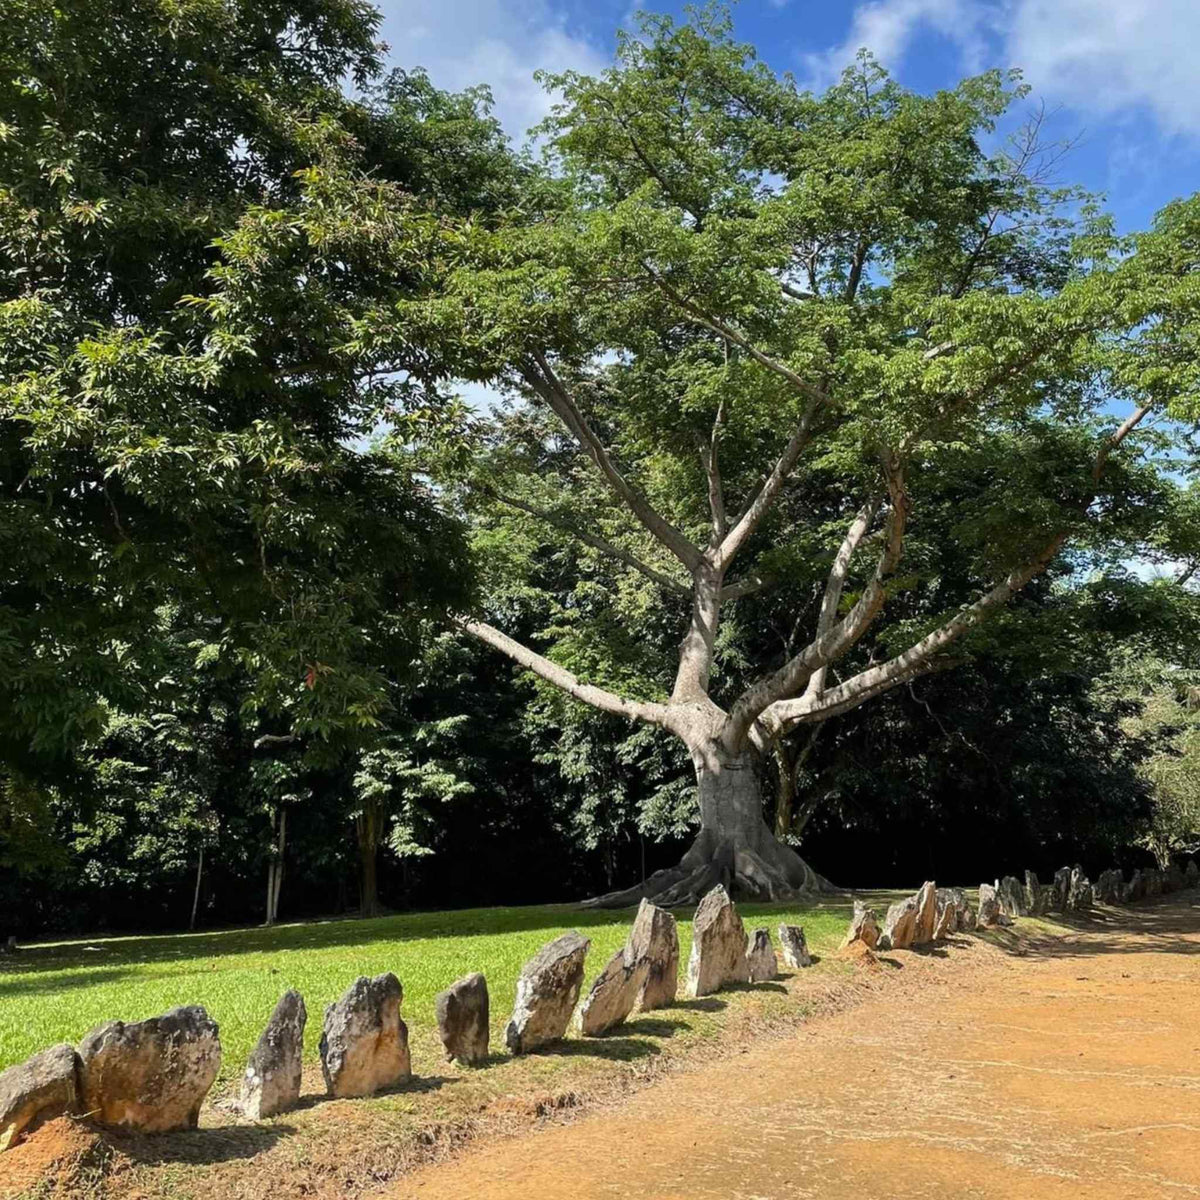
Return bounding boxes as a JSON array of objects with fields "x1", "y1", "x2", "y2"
[{"x1": 0, "y1": 898, "x2": 856, "y2": 1084}]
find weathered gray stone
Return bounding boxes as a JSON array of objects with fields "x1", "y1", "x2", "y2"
[
  {"x1": 978, "y1": 883, "x2": 1003, "y2": 926},
  {"x1": 912, "y1": 881, "x2": 938, "y2": 945},
  {"x1": 838, "y1": 903, "x2": 879, "y2": 951},
  {"x1": 1068, "y1": 865, "x2": 1093, "y2": 911},
  {"x1": 944, "y1": 887, "x2": 976, "y2": 931},
  {"x1": 1052, "y1": 866, "x2": 1072, "y2": 912},
  {"x1": 77, "y1": 1006, "x2": 221, "y2": 1132},
  {"x1": 877, "y1": 896, "x2": 919, "y2": 951},
  {"x1": 1023, "y1": 871, "x2": 1043, "y2": 915},
  {"x1": 1166, "y1": 863, "x2": 1186, "y2": 893},
  {"x1": 629, "y1": 900, "x2": 679, "y2": 1012},
  {"x1": 1122, "y1": 868, "x2": 1145, "y2": 904},
  {"x1": 241, "y1": 990, "x2": 305, "y2": 1119},
  {"x1": 435, "y1": 973, "x2": 489, "y2": 1064},
  {"x1": 1094, "y1": 868, "x2": 1124, "y2": 905},
  {"x1": 746, "y1": 928, "x2": 778, "y2": 982},
  {"x1": 779, "y1": 923, "x2": 813, "y2": 966},
  {"x1": 1144, "y1": 867, "x2": 1163, "y2": 897},
  {"x1": 506, "y1": 932, "x2": 590, "y2": 1053},
  {"x1": 578, "y1": 948, "x2": 646, "y2": 1037},
  {"x1": 686, "y1": 885, "x2": 749, "y2": 998},
  {"x1": 998, "y1": 876, "x2": 1026, "y2": 918},
  {"x1": 0, "y1": 1044, "x2": 79, "y2": 1152},
  {"x1": 319, "y1": 974, "x2": 410, "y2": 1097},
  {"x1": 933, "y1": 890, "x2": 957, "y2": 940},
  {"x1": 1187, "y1": 860, "x2": 1199, "y2": 888}
]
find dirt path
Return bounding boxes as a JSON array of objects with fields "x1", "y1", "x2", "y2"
[{"x1": 396, "y1": 894, "x2": 1200, "y2": 1199}]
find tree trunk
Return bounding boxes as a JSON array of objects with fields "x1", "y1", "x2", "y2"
[
  {"x1": 356, "y1": 801, "x2": 382, "y2": 918},
  {"x1": 585, "y1": 750, "x2": 831, "y2": 908},
  {"x1": 189, "y1": 845, "x2": 204, "y2": 931}
]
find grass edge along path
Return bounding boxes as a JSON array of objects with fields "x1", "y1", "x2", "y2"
[{"x1": 0, "y1": 893, "x2": 1075, "y2": 1200}]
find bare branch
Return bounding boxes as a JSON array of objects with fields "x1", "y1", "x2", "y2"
[
  {"x1": 485, "y1": 489, "x2": 690, "y2": 596},
  {"x1": 804, "y1": 495, "x2": 882, "y2": 700},
  {"x1": 641, "y1": 262, "x2": 832, "y2": 407},
  {"x1": 724, "y1": 464, "x2": 909, "y2": 751},
  {"x1": 720, "y1": 573, "x2": 773, "y2": 602},
  {"x1": 696, "y1": 403, "x2": 728, "y2": 545},
  {"x1": 460, "y1": 619, "x2": 670, "y2": 726},
  {"x1": 715, "y1": 397, "x2": 822, "y2": 570},
  {"x1": 757, "y1": 403, "x2": 1154, "y2": 742},
  {"x1": 521, "y1": 354, "x2": 701, "y2": 570}
]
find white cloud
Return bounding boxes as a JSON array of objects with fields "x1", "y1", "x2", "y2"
[
  {"x1": 805, "y1": 0, "x2": 1200, "y2": 137},
  {"x1": 1006, "y1": 0, "x2": 1200, "y2": 137},
  {"x1": 375, "y1": 0, "x2": 608, "y2": 142},
  {"x1": 801, "y1": 0, "x2": 984, "y2": 90}
]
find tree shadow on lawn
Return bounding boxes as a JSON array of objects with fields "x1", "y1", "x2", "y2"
[
  {"x1": 9, "y1": 897, "x2": 853, "y2": 979},
  {"x1": 978, "y1": 894, "x2": 1200, "y2": 960},
  {"x1": 0, "y1": 966, "x2": 139, "y2": 999}
]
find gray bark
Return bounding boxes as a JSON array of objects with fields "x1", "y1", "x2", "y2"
[{"x1": 585, "y1": 747, "x2": 828, "y2": 908}]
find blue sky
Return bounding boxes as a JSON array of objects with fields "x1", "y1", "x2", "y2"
[{"x1": 376, "y1": 0, "x2": 1200, "y2": 237}]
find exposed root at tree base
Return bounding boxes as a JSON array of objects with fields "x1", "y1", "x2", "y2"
[{"x1": 583, "y1": 828, "x2": 836, "y2": 909}]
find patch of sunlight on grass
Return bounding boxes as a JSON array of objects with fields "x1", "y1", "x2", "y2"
[{"x1": 0, "y1": 899, "x2": 853, "y2": 1079}]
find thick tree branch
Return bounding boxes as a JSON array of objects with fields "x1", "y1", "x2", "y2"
[
  {"x1": 697, "y1": 402, "x2": 728, "y2": 545},
  {"x1": 521, "y1": 353, "x2": 701, "y2": 570},
  {"x1": 715, "y1": 396, "x2": 822, "y2": 570},
  {"x1": 803, "y1": 495, "x2": 882, "y2": 700},
  {"x1": 759, "y1": 403, "x2": 1154, "y2": 741},
  {"x1": 724, "y1": 464, "x2": 909, "y2": 751},
  {"x1": 460, "y1": 619, "x2": 670, "y2": 726}
]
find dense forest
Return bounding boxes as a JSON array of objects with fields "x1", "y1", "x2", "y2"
[{"x1": 2, "y1": 1, "x2": 1199, "y2": 935}]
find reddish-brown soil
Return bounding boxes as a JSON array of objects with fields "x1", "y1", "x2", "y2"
[{"x1": 396, "y1": 893, "x2": 1200, "y2": 1199}]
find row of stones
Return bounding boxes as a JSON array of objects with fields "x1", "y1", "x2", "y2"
[
  {"x1": 0, "y1": 886, "x2": 807, "y2": 1151},
  {"x1": 838, "y1": 883, "x2": 976, "y2": 954},
  {"x1": 986, "y1": 858, "x2": 1199, "y2": 921}
]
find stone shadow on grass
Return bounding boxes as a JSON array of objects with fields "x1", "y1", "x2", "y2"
[
  {"x1": 101, "y1": 1120, "x2": 293, "y2": 1167},
  {"x1": 536, "y1": 1036, "x2": 663, "y2": 1062},
  {"x1": 668, "y1": 997, "x2": 726, "y2": 1013}
]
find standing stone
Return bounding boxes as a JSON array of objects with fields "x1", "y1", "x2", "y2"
[
  {"x1": 1122, "y1": 869, "x2": 1143, "y2": 904},
  {"x1": 1094, "y1": 869, "x2": 1123, "y2": 905},
  {"x1": 933, "y1": 891, "x2": 957, "y2": 940},
  {"x1": 944, "y1": 887, "x2": 975, "y2": 931},
  {"x1": 877, "y1": 896, "x2": 919, "y2": 951},
  {"x1": 506, "y1": 932, "x2": 590, "y2": 1053},
  {"x1": 977, "y1": 883, "x2": 1004, "y2": 926},
  {"x1": 1145, "y1": 868, "x2": 1163, "y2": 897},
  {"x1": 1023, "y1": 870, "x2": 1043, "y2": 915},
  {"x1": 77, "y1": 1006, "x2": 221, "y2": 1132},
  {"x1": 0, "y1": 1045, "x2": 80, "y2": 1152},
  {"x1": 746, "y1": 929, "x2": 778, "y2": 982},
  {"x1": 578, "y1": 948, "x2": 646, "y2": 1037},
  {"x1": 998, "y1": 876, "x2": 1026, "y2": 918},
  {"x1": 1067, "y1": 865, "x2": 1093, "y2": 911},
  {"x1": 838, "y1": 903, "x2": 879, "y2": 952},
  {"x1": 435, "y1": 973, "x2": 489, "y2": 1063},
  {"x1": 1166, "y1": 863, "x2": 1186, "y2": 893},
  {"x1": 780, "y1": 923, "x2": 814, "y2": 966},
  {"x1": 1052, "y1": 867, "x2": 1072, "y2": 912},
  {"x1": 319, "y1": 974, "x2": 410, "y2": 1098},
  {"x1": 629, "y1": 900, "x2": 679, "y2": 1012},
  {"x1": 686, "y1": 885, "x2": 749, "y2": 998},
  {"x1": 1187, "y1": 860, "x2": 1199, "y2": 888},
  {"x1": 912, "y1": 881, "x2": 938, "y2": 945},
  {"x1": 241, "y1": 990, "x2": 306, "y2": 1119}
]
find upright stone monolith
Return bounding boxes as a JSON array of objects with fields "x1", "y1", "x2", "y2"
[{"x1": 241, "y1": 990, "x2": 306, "y2": 1119}]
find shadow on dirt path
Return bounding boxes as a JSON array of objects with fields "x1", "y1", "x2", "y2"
[{"x1": 396, "y1": 893, "x2": 1200, "y2": 1200}]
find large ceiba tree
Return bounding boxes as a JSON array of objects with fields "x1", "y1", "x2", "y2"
[{"x1": 424, "y1": 11, "x2": 1194, "y2": 906}]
